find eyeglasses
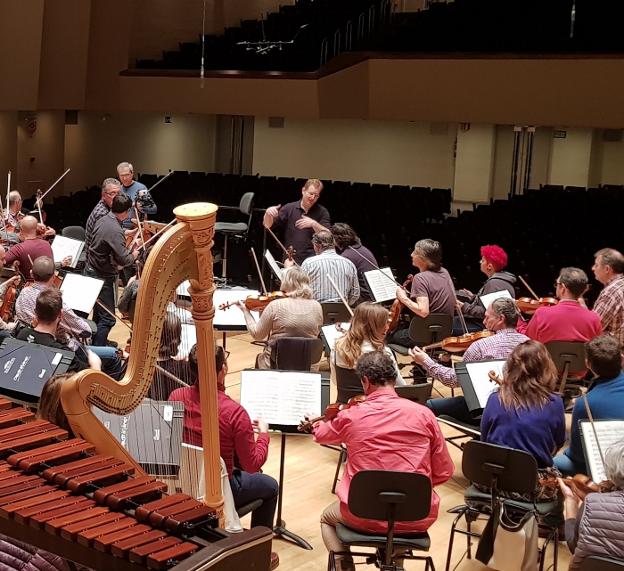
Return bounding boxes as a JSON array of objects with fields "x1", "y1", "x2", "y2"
[
  {"x1": 554, "y1": 281, "x2": 562, "y2": 288},
  {"x1": 104, "y1": 191, "x2": 119, "y2": 197}
]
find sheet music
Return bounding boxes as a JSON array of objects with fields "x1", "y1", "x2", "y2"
[
  {"x1": 176, "y1": 323, "x2": 196, "y2": 359},
  {"x1": 479, "y1": 289, "x2": 512, "y2": 310},
  {"x1": 465, "y1": 360, "x2": 506, "y2": 409},
  {"x1": 321, "y1": 322, "x2": 350, "y2": 351},
  {"x1": 580, "y1": 420, "x2": 624, "y2": 483},
  {"x1": 364, "y1": 267, "x2": 397, "y2": 303},
  {"x1": 176, "y1": 280, "x2": 191, "y2": 297},
  {"x1": 59, "y1": 273, "x2": 104, "y2": 314},
  {"x1": 240, "y1": 370, "x2": 322, "y2": 426},
  {"x1": 51, "y1": 235, "x2": 84, "y2": 268},
  {"x1": 213, "y1": 289, "x2": 260, "y2": 327},
  {"x1": 264, "y1": 250, "x2": 283, "y2": 281}
]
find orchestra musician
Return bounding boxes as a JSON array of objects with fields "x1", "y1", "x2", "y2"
[
  {"x1": 592, "y1": 248, "x2": 624, "y2": 345},
  {"x1": 298, "y1": 230, "x2": 359, "y2": 304},
  {"x1": 168, "y1": 345, "x2": 280, "y2": 570},
  {"x1": 263, "y1": 178, "x2": 330, "y2": 264},
  {"x1": 312, "y1": 351, "x2": 453, "y2": 571},
  {"x1": 4, "y1": 215, "x2": 69, "y2": 276},
  {"x1": 332, "y1": 302, "x2": 406, "y2": 404},
  {"x1": 85, "y1": 194, "x2": 140, "y2": 346},
  {"x1": 480, "y1": 340, "x2": 565, "y2": 506},
  {"x1": 526, "y1": 267, "x2": 602, "y2": 345},
  {"x1": 236, "y1": 266, "x2": 322, "y2": 369},
  {"x1": 554, "y1": 335, "x2": 624, "y2": 476},
  {"x1": 411, "y1": 297, "x2": 528, "y2": 425},
  {"x1": 15, "y1": 256, "x2": 126, "y2": 379},
  {"x1": 330, "y1": 223, "x2": 378, "y2": 303},
  {"x1": 558, "y1": 439, "x2": 624, "y2": 569},
  {"x1": 455, "y1": 244, "x2": 516, "y2": 334},
  {"x1": 16, "y1": 288, "x2": 102, "y2": 373},
  {"x1": 5, "y1": 190, "x2": 24, "y2": 231},
  {"x1": 116, "y1": 161, "x2": 158, "y2": 229},
  {"x1": 85, "y1": 177, "x2": 121, "y2": 250},
  {"x1": 387, "y1": 238, "x2": 455, "y2": 348}
]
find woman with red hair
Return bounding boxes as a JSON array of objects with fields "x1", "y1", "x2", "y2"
[{"x1": 456, "y1": 244, "x2": 517, "y2": 333}]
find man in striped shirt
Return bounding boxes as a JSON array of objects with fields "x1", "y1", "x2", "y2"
[
  {"x1": 299, "y1": 230, "x2": 359, "y2": 305},
  {"x1": 592, "y1": 248, "x2": 624, "y2": 346},
  {"x1": 410, "y1": 297, "x2": 528, "y2": 425}
]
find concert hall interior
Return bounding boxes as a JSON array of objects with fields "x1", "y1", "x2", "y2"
[{"x1": 1, "y1": 0, "x2": 624, "y2": 570}]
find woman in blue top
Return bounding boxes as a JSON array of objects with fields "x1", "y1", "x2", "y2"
[{"x1": 481, "y1": 340, "x2": 566, "y2": 501}]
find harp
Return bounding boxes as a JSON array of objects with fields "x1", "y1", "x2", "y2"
[{"x1": 61, "y1": 202, "x2": 224, "y2": 519}]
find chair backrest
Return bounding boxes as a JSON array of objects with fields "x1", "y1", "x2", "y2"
[
  {"x1": 348, "y1": 470, "x2": 432, "y2": 522},
  {"x1": 462, "y1": 440, "x2": 538, "y2": 496},
  {"x1": 545, "y1": 341, "x2": 586, "y2": 371},
  {"x1": 335, "y1": 364, "x2": 363, "y2": 404},
  {"x1": 321, "y1": 302, "x2": 352, "y2": 325},
  {"x1": 271, "y1": 336, "x2": 324, "y2": 371},
  {"x1": 239, "y1": 192, "x2": 255, "y2": 216},
  {"x1": 579, "y1": 556, "x2": 624, "y2": 571},
  {"x1": 61, "y1": 225, "x2": 86, "y2": 241},
  {"x1": 395, "y1": 382, "x2": 432, "y2": 404},
  {"x1": 408, "y1": 313, "x2": 453, "y2": 346}
]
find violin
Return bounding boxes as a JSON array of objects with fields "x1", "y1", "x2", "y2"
[
  {"x1": 422, "y1": 330, "x2": 495, "y2": 353},
  {"x1": 219, "y1": 291, "x2": 286, "y2": 312},
  {"x1": 562, "y1": 473, "x2": 616, "y2": 501},
  {"x1": 298, "y1": 395, "x2": 366, "y2": 433},
  {"x1": 0, "y1": 283, "x2": 17, "y2": 322},
  {"x1": 516, "y1": 296, "x2": 558, "y2": 314},
  {"x1": 387, "y1": 274, "x2": 414, "y2": 334}
]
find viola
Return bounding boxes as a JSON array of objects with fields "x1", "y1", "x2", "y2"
[
  {"x1": 219, "y1": 291, "x2": 286, "y2": 312},
  {"x1": 562, "y1": 473, "x2": 616, "y2": 501},
  {"x1": 298, "y1": 395, "x2": 366, "y2": 433},
  {"x1": 422, "y1": 330, "x2": 495, "y2": 353},
  {"x1": 0, "y1": 283, "x2": 17, "y2": 322},
  {"x1": 516, "y1": 296, "x2": 558, "y2": 314},
  {"x1": 387, "y1": 274, "x2": 414, "y2": 334}
]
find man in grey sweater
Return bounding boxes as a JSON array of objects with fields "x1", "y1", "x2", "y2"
[{"x1": 86, "y1": 194, "x2": 139, "y2": 346}]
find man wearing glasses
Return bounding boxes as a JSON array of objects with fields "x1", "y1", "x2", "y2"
[
  {"x1": 116, "y1": 161, "x2": 157, "y2": 230},
  {"x1": 263, "y1": 178, "x2": 330, "y2": 265},
  {"x1": 525, "y1": 267, "x2": 602, "y2": 345},
  {"x1": 85, "y1": 178, "x2": 121, "y2": 249}
]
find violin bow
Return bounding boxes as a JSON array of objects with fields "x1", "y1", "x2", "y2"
[
  {"x1": 0, "y1": 190, "x2": 8, "y2": 238},
  {"x1": 346, "y1": 245, "x2": 403, "y2": 289},
  {"x1": 94, "y1": 299, "x2": 189, "y2": 387},
  {"x1": 326, "y1": 275, "x2": 354, "y2": 318},
  {"x1": 135, "y1": 218, "x2": 176, "y2": 252},
  {"x1": 265, "y1": 226, "x2": 300, "y2": 267},
  {"x1": 36, "y1": 190, "x2": 44, "y2": 225},
  {"x1": 249, "y1": 247, "x2": 268, "y2": 295},
  {"x1": 145, "y1": 169, "x2": 173, "y2": 194},
  {"x1": 582, "y1": 393, "x2": 607, "y2": 476},
  {"x1": 518, "y1": 275, "x2": 540, "y2": 301},
  {"x1": 37, "y1": 168, "x2": 71, "y2": 203},
  {"x1": 5, "y1": 171, "x2": 10, "y2": 226}
]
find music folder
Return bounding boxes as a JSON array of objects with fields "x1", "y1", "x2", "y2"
[
  {"x1": 0, "y1": 338, "x2": 74, "y2": 403},
  {"x1": 579, "y1": 419, "x2": 624, "y2": 483},
  {"x1": 454, "y1": 359, "x2": 506, "y2": 412}
]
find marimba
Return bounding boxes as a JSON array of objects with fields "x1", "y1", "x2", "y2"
[{"x1": 0, "y1": 398, "x2": 272, "y2": 570}]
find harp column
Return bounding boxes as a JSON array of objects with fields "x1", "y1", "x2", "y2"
[{"x1": 173, "y1": 203, "x2": 223, "y2": 523}]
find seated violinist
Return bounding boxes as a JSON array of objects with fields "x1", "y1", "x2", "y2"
[
  {"x1": 410, "y1": 297, "x2": 528, "y2": 425},
  {"x1": 454, "y1": 244, "x2": 516, "y2": 334},
  {"x1": 554, "y1": 335, "x2": 624, "y2": 476},
  {"x1": 387, "y1": 239, "x2": 455, "y2": 348},
  {"x1": 5, "y1": 191, "x2": 24, "y2": 232},
  {"x1": 236, "y1": 267, "x2": 322, "y2": 369},
  {"x1": 312, "y1": 351, "x2": 453, "y2": 571},
  {"x1": 558, "y1": 439, "x2": 624, "y2": 569}
]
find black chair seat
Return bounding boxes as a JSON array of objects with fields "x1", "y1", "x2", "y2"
[
  {"x1": 336, "y1": 523, "x2": 431, "y2": 550},
  {"x1": 463, "y1": 484, "x2": 559, "y2": 517},
  {"x1": 214, "y1": 221, "x2": 248, "y2": 233},
  {"x1": 388, "y1": 343, "x2": 410, "y2": 356},
  {"x1": 237, "y1": 498, "x2": 263, "y2": 518}
]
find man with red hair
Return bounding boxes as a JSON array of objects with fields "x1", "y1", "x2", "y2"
[{"x1": 455, "y1": 244, "x2": 516, "y2": 333}]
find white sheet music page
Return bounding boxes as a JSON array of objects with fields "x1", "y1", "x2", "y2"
[
  {"x1": 580, "y1": 420, "x2": 624, "y2": 483},
  {"x1": 213, "y1": 289, "x2": 260, "y2": 327},
  {"x1": 465, "y1": 360, "x2": 506, "y2": 409},
  {"x1": 364, "y1": 267, "x2": 397, "y2": 303},
  {"x1": 321, "y1": 322, "x2": 351, "y2": 351},
  {"x1": 59, "y1": 273, "x2": 104, "y2": 314},
  {"x1": 51, "y1": 235, "x2": 84, "y2": 268},
  {"x1": 264, "y1": 250, "x2": 283, "y2": 281},
  {"x1": 479, "y1": 289, "x2": 512, "y2": 310},
  {"x1": 240, "y1": 370, "x2": 322, "y2": 426}
]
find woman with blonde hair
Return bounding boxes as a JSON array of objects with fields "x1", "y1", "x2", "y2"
[
  {"x1": 238, "y1": 266, "x2": 323, "y2": 369},
  {"x1": 333, "y1": 302, "x2": 405, "y2": 402}
]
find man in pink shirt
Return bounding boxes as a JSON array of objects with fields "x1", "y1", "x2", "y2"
[
  {"x1": 312, "y1": 351, "x2": 454, "y2": 571},
  {"x1": 526, "y1": 267, "x2": 602, "y2": 344}
]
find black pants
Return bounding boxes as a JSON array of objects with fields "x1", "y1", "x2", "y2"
[{"x1": 86, "y1": 269, "x2": 117, "y2": 346}]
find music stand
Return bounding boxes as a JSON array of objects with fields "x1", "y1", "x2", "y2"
[{"x1": 240, "y1": 369, "x2": 330, "y2": 550}]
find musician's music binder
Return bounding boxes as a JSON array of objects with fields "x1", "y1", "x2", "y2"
[
  {"x1": 364, "y1": 267, "x2": 397, "y2": 303},
  {"x1": 580, "y1": 419, "x2": 624, "y2": 483},
  {"x1": 51, "y1": 235, "x2": 84, "y2": 268},
  {"x1": 59, "y1": 273, "x2": 104, "y2": 314},
  {"x1": 454, "y1": 359, "x2": 506, "y2": 412},
  {"x1": 0, "y1": 337, "x2": 74, "y2": 402}
]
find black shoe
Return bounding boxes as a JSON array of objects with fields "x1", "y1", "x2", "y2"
[{"x1": 106, "y1": 340, "x2": 119, "y2": 348}]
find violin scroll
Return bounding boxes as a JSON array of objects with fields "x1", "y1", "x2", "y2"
[{"x1": 297, "y1": 395, "x2": 366, "y2": 433}]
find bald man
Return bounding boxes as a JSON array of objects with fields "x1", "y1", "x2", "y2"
[{"x1": 4, "y1": 216, "x2": 68, "y2": 277}]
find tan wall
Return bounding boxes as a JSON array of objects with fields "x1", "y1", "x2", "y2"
[
  {"x1": 491, "y1": 126, "x2": 514, "y2": 200},
  {"x1": 453, "y1": 124, "x2": 495, "y2": 203},
  {"x1": 64, "y1": 111, "x2": 217, "y2": 193},
  {"x1": 0, "y1": 113, "x2": 18, "y2": 190},
  {"x1": 548, "y1": 128, "x2": 594, "y2": 187},
  {"x1": 252, "y1": 118, "x2": 456, "y2": 187}
]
